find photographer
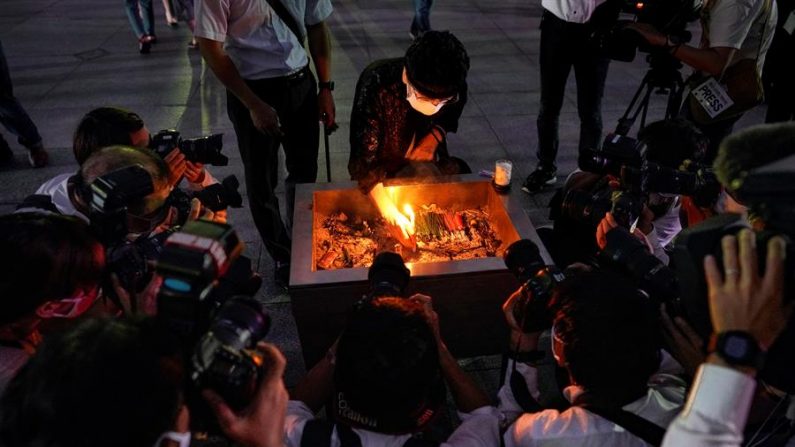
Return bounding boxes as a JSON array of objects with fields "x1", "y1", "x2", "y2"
[
  {"x1": 0, "y1": 213, "x2": 104, "y2": 394},
  {"x1": 627, "y1": 0, "x2": 777, "y2": 159},
  {"x1": 348, "y1": 30, "x2": 471, "y2": 194},
  {"x1": 499, "y1": 268, "x2": 686, "y2": 446},
  {"x1": 0, "y1": 317, "x2": 289, "y2": 447},
  {"x1": 284, "y1": 295, "x2": 501, "y2": 446},
  {"x1": 34, "y1": 107, "x2": 222, "y2": 221},
  {"x1": 552, "y1": 118, "x2": 707, "y2": 267},
  {"x1": 662, "y1": 230, "x2": 792, "y2": 446}
]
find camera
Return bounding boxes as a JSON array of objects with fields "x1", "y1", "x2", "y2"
[
  {"x1": 166, "y1": 175, "x2": 244, "y2": 225},
  {"x1": 106, "y1": 228, "x2": 176, "y2": 293},
  {"x1": 503, "y1": 239, "x2": 565, "y2": 332},
  {"x1": 192, "y1": 296, "x2": 271, "y2": 411},
  {"x1": 579, "y1": 133, "x2": 643, "y2": 176},
  {"x1": 599, "y1": 227, "x2": 679, "y2": 307},
  {"x1": 594, "y1": 0, "x2": 701, "y2": 62},
  {"x1": 366, "y1": 251, "x2": 411, "y2": 299},
  {"x1": 150, "y1": 129, "x2": 228, "y2": 166},
  {"x1": 561, "y1": 187, "x2": 643, "y2": 231},
  {"x1": 86, "y1": 164, "x2": 154, "y2": 245}
]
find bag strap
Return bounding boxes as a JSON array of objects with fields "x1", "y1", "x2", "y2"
[
  {"x1": 264, "y1": 0, "x2": 305, "y2": 44},
  {"x1": 577, "y1": 404, "x2": 665, "y2": 447}
]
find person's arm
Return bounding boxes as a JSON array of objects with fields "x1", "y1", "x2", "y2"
[
  {"x1": 661, "y1": 230, "x2": 793, "y2": 447},
  {"x1": 348, "y1": 69, "x2": 387, "y2": 193},
  {"x1": 197, "y1": 38, "x2": 283, "y2": 137},
  {"x1": 289, "y1": 342, "x2": 336, "y2": 413},
  {"x1": 626, "y1": 23, "x2": 736, "y2": 76},
  {"x1": 413, "y1": 294, "x2": 492, "y2": 412},
  {"x1": 307, "y1": 21, "x2": 335, "y2": 128}
]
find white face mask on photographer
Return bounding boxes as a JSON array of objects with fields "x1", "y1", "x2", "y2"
[{"x1": 153, "y1": 431, "x2": 191, "y2": 447}]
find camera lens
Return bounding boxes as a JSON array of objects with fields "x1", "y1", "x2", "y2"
[
  {"x1": 368, "y1": 252, "x2": 411, "y2": 298},
  {"x1": 208, "y1": 297, "x2": 270, "y2": 350},
  {"x1": 503, "y1": 239, "x2": 546, "y2": 286}
]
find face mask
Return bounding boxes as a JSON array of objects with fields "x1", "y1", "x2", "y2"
[
  {"x1": 36, "y1": 287, "x2": 101, "y2": 319},
  {"x1": 407, "y1": 88, "x2": 445, "y2": 116},
  {"x1": 152, "y1": 431, "x2": 191, "y2": 447}
]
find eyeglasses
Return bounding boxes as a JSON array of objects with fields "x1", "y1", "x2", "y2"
[{"x1": 406, "y1": 81, "x2": 459, "y2": 107}]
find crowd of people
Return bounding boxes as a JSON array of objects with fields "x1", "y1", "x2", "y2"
[{"x1": 1, "y1": 0, "x2": 795, "y2": 446}]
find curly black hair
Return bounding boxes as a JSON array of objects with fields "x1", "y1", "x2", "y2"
[{"x1": 405, "y1": 30, "x2": 470, "y2": 99}]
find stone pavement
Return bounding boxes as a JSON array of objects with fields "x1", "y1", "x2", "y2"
[{"x1": 0, "y1": 0, "x2": 768, "y2": 389}]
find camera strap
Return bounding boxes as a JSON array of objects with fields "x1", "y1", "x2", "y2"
[{"x1": 265, "y1": 0, "x2": 305, "y2": 45}]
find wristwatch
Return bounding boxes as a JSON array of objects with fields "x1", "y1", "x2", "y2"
[
  {"x1": 318, "y1": 81, "x2": 335, "y2": 91},
  {"x1": 709, "y1": 331, "x2": 765, "y2": 369}
]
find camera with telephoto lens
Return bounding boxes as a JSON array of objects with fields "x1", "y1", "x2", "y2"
[
  {"x1": 592, "y1": 0, "x2": 701, "y2": 62},
  {"x1": 150, "y1": 129, "x2": 228, "y2": 166},
  {"x1": 366, "y1": 251, "x2": 411, "y2": 299},
  {"x1": 579, "y1": 133, "x2": 643, "y2": 177},
  {"x1": 503, "y1": 239, "x2": 565, "y2": 332},
  {"x1": 192, "y1": 296, "x2": 271, "y2": 411},
  {"x1": 561, "y1": 187, "x2": 644, "y2": 231},
  {"x1": 624, "y1": 161, "x2": 721, "y2": 208},
  {"x1": 165, "y1": 175, "x2": 245, "y2": 225}
]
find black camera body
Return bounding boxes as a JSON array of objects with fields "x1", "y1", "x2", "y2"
[
  {"x1": 195, "y1": 175, "x2": 244, "y2": 212},
  {"x1": 366, "y1": 251, "x2": 411, "y2": 300},
  {"x1": 192, "y1": 297, "x2": 271, "y2": 411},
  {"x1": 151, "y1": 129, "x2": 228, "y2": 166},
  {"x1": 561, "y1": 184, "x2": 644, "y2": 231},
  {"x1": 503, "y1": 239, "x2": 565, "y2": 332},
  {"x1": 86, "y1": 164, "x2": 154, "y2": 245}
]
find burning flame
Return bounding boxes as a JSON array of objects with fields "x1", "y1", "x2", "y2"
[{"x1": 370, "y1": 183, "x2": 416, "y2": 245}]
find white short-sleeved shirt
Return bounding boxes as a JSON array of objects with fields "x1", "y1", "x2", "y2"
[
  {"x1": 542, "y1": 0, "x2": 608, "y2": 24},
  {"x1": 194, "y1": 0, "x2": 333, "y2": 80},
  {"x1": 705, "y1": 0, "x2": 778, "y2": 70}
]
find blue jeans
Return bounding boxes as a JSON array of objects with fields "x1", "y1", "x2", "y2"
[
  {"x1": 536, "y1": 10, "x2": 610, "y2": 170},
  {"x1": 411, "y1": 0, "x2": 434, "y2": 36},
  {"x1": 0, "y1": 40, "x2": 42, "y2": 149},
  {"x1": 124, "y1": 0, "x2": 154, "y2": 39}
]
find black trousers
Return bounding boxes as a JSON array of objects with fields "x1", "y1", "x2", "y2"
[
  {"x1": 226, "y1": 67, "x2": 319, "y2": 264},
  {"x1": 536, "y1": 10, "x2": 610, "y2": 170}
]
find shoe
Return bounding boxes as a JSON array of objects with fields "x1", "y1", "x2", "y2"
[
  {"x1": 521, "y1": 166, "x2": 557, "y2": 194},
  {"x1": 188, "y1": 39, "x2": 198, "y2": 49},
  {"x1": 27, "y1": 145, "x2": 49, "y2": 168},
  {"x1": 274, "y1": 261, "x2": 290, "y2": 291},
  {"x1": 144, "y1": 34, "x2": 157, "y2": 44},
  {"x1": 139, "y1": 38, "x2": 151, "y2": 54},
  {"x1": 168, "y1": 20, "x2": 179, "y2": 28}
]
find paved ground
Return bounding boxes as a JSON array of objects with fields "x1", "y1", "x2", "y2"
[{"x1": 0, "y1": 0, "x2": 768, "y2": 391}]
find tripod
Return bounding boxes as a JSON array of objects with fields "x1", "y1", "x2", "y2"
[{"x1": 614, "y1": 50, "x2": 687, "y2": 136}]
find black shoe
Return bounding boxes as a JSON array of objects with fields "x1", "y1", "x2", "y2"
[
  {"x1": 139, "y1": 38, "x2": 151, "y2": 54},
  {"x1": 521, "y1": 166, "x2": 557, "y2": 194},
  {"x1": 274, "y1": 261, "x2": 290, "y2": 291}
]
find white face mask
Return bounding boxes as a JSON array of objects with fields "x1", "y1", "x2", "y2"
[
  {"x1": 407, "y1": 87, "x2": 445, "y2": 116},
  {"x1": 153, "y1": 431, "x2": 191, "y2": 447}
]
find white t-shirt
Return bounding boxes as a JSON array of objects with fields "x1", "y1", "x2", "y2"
[
  {"x1": 705, "y1": 0, "x2": 778, "y2": 70},
  {"x1": 32, "y1": 173, "x2": 88, "y2": 222},
  {"x1": 194, "y1": 0, "x2": 333, "y2": 80},
  {"x1": 284, "y1": 400, "x2": 502, "y2": 447}
]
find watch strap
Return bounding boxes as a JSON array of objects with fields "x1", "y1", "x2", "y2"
[{"x1": 318, "y1": 81, "x2": 335, "y2": 91}]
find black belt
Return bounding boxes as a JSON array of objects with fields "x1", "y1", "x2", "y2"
[{"x1": 247, "y1": 66, "x2": 310, "y2": 86}]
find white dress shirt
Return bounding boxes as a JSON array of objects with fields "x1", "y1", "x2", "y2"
[
  {"x1": 194, "y1": 0, "x2": 332, "y2": 80},
  {"x1": 542, "y1": 0, "x2": 608, "y2": 24},
  {"x1": 32, "y1": 173, "x2": 87, "y2": 221},
  {"x1": 500, "y1": 360, "x2": 686, "y2": 447},
  {"x1": 284, "y1": 400, "x2": 502, "y2": 447}
]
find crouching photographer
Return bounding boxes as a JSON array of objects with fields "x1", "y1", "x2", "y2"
[
  {"x1": 0, "y1": 316, "x2": 289, "y2": 447},
  {"x1": 498, "y1": 240, "x2": 686, "y2": 447},
  {"x1": 284, "y1": 252, "x2": 501, "y2": 446},
  {"x1": 548, "y1": 118, "x2": 711, "y2": 267}
]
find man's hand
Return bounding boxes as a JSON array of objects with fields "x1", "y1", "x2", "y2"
[
  {"x1": 660, "y1": 305, "x2": 705, "y2": 377},
  {"x1": 187, "y1": 197, "x2": 227, "y2": 223},
  {"x1": 625, "y1": 22, "x2": 667, "y2": 47},
  {"x1": 596, "y1": 212, "x2": 653, "y2": 252},
  {"x1": 704, "y1": 229, "x2": 793, "y2": 350},
  {"x1": 164, "y1": 149, "x2": 187, "y2": 188},
  {"x1": 184, "y1": 161, "x2": 207, "y2": 184},
  {"x1": 405, "y1": 132, "x2": 439, "y2": 162},
  {"x1": 203, "y1": 343, "x2": 288, "y2": 447},
  {"x1": 250, "y1": 99, "x2": 283, "y2": 137},
  {"x1": 108, "y1": 273, "x2": 163, "y2": 316},
  {"x1": 318, "y1": 89, "x2": 336, "y2": 128},
  {"x1": 411, "y1": 293, "x2": 444, "y2": 349}
]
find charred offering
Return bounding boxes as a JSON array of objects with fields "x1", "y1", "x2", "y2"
[{"x1": 315, "y1": 204, "x2": 502, "y2": 270}]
